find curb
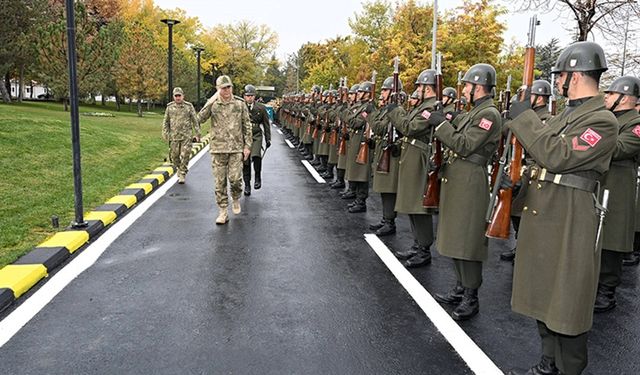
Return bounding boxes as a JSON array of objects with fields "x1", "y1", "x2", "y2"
[{"x1": 0, "y1": 137, "x2": 210, "y2": 313}]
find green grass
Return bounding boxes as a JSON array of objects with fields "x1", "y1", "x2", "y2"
[{"x1": 0, "y1": 101, "x2": 209, "y2": 268}]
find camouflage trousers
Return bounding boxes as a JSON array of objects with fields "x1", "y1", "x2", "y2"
[
  {"x1": 211, "y1": 152, "x2": 244, "y2": 208},
  {"x1": 169, "y1": 140, "x2": 192, "y2": 177}
]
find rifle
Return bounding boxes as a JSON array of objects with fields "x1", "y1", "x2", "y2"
[
  {"x1": 497, "y1": 90, "x2": 504, "y2": 113},
  {"x1": 549, "y1": 73, "x2": 557, "y2": 115},
  {"x1": 422, "y1": 52, "x2": 443, "y2": 209},
  {"x1": 486, "y1": 15, "x2": 539, "y2": 239},
  {"x1": 338, "y1": 77, "x2": 349, "y2": 155},
  {"x1": 329, "y1": 79, "x2": 342, "y2": 145},
  {"x1": 321, "y1": 84, "x2": 333, "y2": 144},
  {"x1": 312, "y1": 86, "x2": 323, "y2": 139},
  {"x1": 490, "y1": 76, "x2": 512, "y2": 188},
  {"x1": 377, "y1": 56, "x2": 400, "y2": 174},
  {"x1": 356, "y1": 71, "x2": 377, "y2": 165},
  {"x1": 456, "y1": 71, "x2": 463, "y2": 111}
]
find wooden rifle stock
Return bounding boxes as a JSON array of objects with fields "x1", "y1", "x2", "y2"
[
  {"x1": 356, "y1": 71, "x2": 377, "y2": 165},
  {"x1": 423, "y1": 52, "x2": 443, "y2": 209}
]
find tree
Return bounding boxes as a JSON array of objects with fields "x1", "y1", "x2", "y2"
[
  {"x1": 535, "y1": 38, "x2": 562, "y2": 80},
  {"x1": 349, "y1": 0, "x2": 394, "y2": 52},
  {"x1": 264, "y1": 55, "x2": 286, "y2": 97}
]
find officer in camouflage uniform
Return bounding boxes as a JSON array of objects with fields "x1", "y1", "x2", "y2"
[
  {"x1": 500, "y1": 80, "x2": 554, "y2": 262},
  {"x1": 162, "y1": 87, "x2": 200, "y2": 184},
  {"x1": 198, "y1": 75, "x2": 252, "y2": 225},
  {"x1": 592, "y1": 76, "x2": 640, "y2": 313},
  {"x1": 506, "y1": 42, "x2": 617, "y2": 375},
  {"x1": 425, "y1": 64, "x2": 501, "y2": 320},
  {"x1": 242, "y1": 84, "x2": 271, "y2": 196}
]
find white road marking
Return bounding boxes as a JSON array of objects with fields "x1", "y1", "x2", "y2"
[
  {"x1": 284, "y1": 139, "x2": 295, "y2": 149},
  {"x1": 0, "y1": 146, "x2": 211, "y2": 348},
  {"x1": 364, "y1": 234, "x2": 504, "y2": 375},
  {"x1": 301, "y1": 160, "x2": 326, "y2": 183}
]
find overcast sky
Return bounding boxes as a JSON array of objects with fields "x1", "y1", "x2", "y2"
[{"x1": 153, "y1": 0, "x2": 611, "y2": 62}]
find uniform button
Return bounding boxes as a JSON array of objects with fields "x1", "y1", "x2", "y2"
[
  {"x1": 532, "y1": 210, "x2": 538, "y2": 215},
  {"x1": 443, "y1": 178, "x2": 448, "y2": 183},
  {"x1": 523, "y1": 206, "x2": 528, "y2": 211},
  {"x1": 537, "y1": 183, "x2": 542, "y2": 189},
  {"x1": 561, "y1": 134, "x2": 566, "y2": 138}
]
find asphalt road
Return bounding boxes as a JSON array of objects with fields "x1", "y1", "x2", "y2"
[{"x1": 0, "y1": 125, "x2": 638, "y2": 375}]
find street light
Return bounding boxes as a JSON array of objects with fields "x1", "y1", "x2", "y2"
[
  {"x1": 65, "y1": 0, "x2": 86, "y2": 228},
  {"x1": 193, "y1": 46, "x2": 205, "y2": 108},
  {"x1": 161, "y1": 18, "x2": 180, "y2": 103}
]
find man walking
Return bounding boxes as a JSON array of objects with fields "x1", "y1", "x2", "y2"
[
  {"x1": 162, "y1": 87, "x2": 200, "y2": 184},
  {"x1": 242, "y1": 84, "x2": 271, "y2": 196}
]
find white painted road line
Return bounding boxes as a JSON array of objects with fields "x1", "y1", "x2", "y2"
[
  {"x1": 277, "y1": 129, "x2": 283, "y2": 135},
  {"x1": 364, "y1": 234, "x2": 504, "y2": 375},
  {"x1": 284, "y1": 139, "x2": 295, "y2": 149},
  {"x1": 301, "y1": 160, "x2": 326, "y2": 183},
  {"x1": 0, "y1": 146, "x2": 211, "y2": 348}
]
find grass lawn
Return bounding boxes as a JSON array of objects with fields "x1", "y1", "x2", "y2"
[{"x1": 0, "y1": 100, "x2": 209, "y2": 268}]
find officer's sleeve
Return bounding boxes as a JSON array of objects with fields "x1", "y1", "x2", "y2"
[
  {"x1": 197, "y1": 101, "x2": 212, "y2": 124},
  {"x1": 386, "y1": 106, "x2": 409, "y2": 134},
  {"x1": 612, "y1": 123, "x2": 640, "y2": 161},
  {"x1": 241, "y1": 103, "x2": 252, "y2": 150},
  {"x1": 352, "y1": 106, "x2": 369, "y2": 130},
  {"x1": 162, "y1": 107, "x2": 171, "y2": 139},
  {"x1": 509, "y1": 109, "x2": 617, "y2": 172},
  {"x1": 190, "y1": 104, "x2": 201, "y2": 137},
  {"x1": 435, "y1": 108, "x2": 501, "y2": 157},
  {"x1": 261, "y1": 106, "x2": 271, "y2": 142}
]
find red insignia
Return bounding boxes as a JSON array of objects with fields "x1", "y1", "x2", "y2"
[
  {"x1": 579, "y1": 128, "x2": 602, "y2": 147},
  {"x1": 572, "y1": 136, "x2": 589, "y2": 151},
  {"x1": 478, "y1": 118, "x2": 493, "y2": 131},
  {"x1": 445, "y1": 113, "x2": 453, "y2": 121},
  {"x1": 633, "y1": 125, "x2": 640, "y2": 138},
  {"x1": 421, "y1": 110, "x2": 431, "y2": 120},
  {"x1": 361, "y1": 112, "x2": 368, "y2": 118}
]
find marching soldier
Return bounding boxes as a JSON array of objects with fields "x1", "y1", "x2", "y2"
[
  {"x1": 162, "y1": 87, "x2": 201, "y2": 184},
  {"x1": 385, "y1": 69, "x2": 440, "y2": 267},
  {"x1": 423, "y1": 64, "x2": 501, "y2": 319},
  {"x1": 369, "y1": 77, "x2": 403, "y2": 236},
  {"x1": 344, "y1": 82, "x2": 375, "y2": 213},
  {"x1": 198, "y1": 75, "x2": 252, "y2": 225},
  {"x1": 500, "y1": 79, "x2": 553, "y2": 262},
  {"x1": 506, "y1": 42, "x2": 617, "y2": 375},
  {"x1": 593, "y1": 76, "x2": 640, "y2": 312},
  {"x1": 242, "y1": 84, "x2": 271, "y2": 196}
]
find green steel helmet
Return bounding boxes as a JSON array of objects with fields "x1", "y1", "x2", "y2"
[
  {"x1": 312, "y1": 85, "x2": 321, "y2": 94},
  {"x1": 349, "y1": 84, "x2": 360, "y2": 94},
  {"x1": 442, "y1": 87, "x2": 457, "y2": 99},
  {"x1": 243, "y1": 84, "x2": 257, "y2": 96},
  {"x1": 605, "y1": 76, "x2": 640, "y2": 97},
  {"x1": 462, "y1": 64, "x2": 496, "y2": 87},
  {"x1": 415, "y1": 69, "x2": 437, "y2": 85},
  {"x1": 322, "y1": 90, "x2": 330, "y2": 97},
  {"x1": 531, "y1": 80, "x2": 552, "y2": 96},
  {"x1": 330, "y1": 89, "x2": 338, "y2": 96},
  {"x1": 381, "y1": 76, "x2": 403, "y2": 91},
  {"x1": 410, "y1": 89, "x2": 420, "y2": 99},
  {"x1": 216, "y1": 75, "x2": 233, "y2": 88},
  {"x1": 551, "y1": 41, "x2": 608, "y2": 74},
  {"x1": 358, "y1": 81, "x2": 374, "y2": 93}
]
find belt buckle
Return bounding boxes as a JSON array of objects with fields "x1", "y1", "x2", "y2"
[
  {"x1": 530, "y1": 167, "x2": 539, "y2": 180},
  {"x1": 539, "y1": 168, "x2": 547, "y2": 181}
]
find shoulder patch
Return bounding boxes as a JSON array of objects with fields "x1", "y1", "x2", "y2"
[
  {"x1": 361, "y1": 111, "x2": 368, "y2": 118},
  {"x1": 579, "y1": 128, "x2": 602, "y2": 147},
  {"x1": 478, "y1": 118, "x2": 493, "y2": 131},
  {"x1": 421, "y1": 110, "x2": 431, "y2": 120},
  {"x1": 632, "y1": 125, "x2": 640, "y2": 138},
  {"x1": 571, "y1": 137, "x2": 589, "y2": 151}
]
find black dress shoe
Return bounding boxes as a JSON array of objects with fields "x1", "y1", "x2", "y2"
[
  {"x1": 507, "y1": 356, "x2": 559, "y2": 375},
  {"x1": 369, "y1": 220, "x2": 385, "y2": 231},
  {"x1": 403, "y1": 246, "x2": 431, "y2": 268},
  {"x1": 340, "y1": 191, "x2": 356, "y2": 199},
  {"x1": 348, "y1": 203, "x2": 367, "y2": 213},
  {"x1": 316, "y1": 166, "x2": 327, "y2": 173},
  {"x1": 330, "y1": 181, "x2": 345, "y2": 189},
  {"x1": 395, "y1": 246, "x2": 418, "y2": 260},
  {"x1": 376, "y1": 220, "x2": 396, "y2": 236},
  {"x1": 452, "y1": 288, "x2": 479, "y2": 321},
  {"x1": 347, "y1": 201, "x2": 358, "y2": 208},
  {"x1": 254, "y1": 180, "x2": 261, "y2": 189},
  {"x1": 434, "y1": 282, "x2": 465, "y2": 305},
  {"x1": 623, "y1": 251, "x2": 640, "y2": 266},
  {"x1": 594, "y1": 285, "x2": 616, "y2": 313},
  {"x1": 500, "y1": 247, "x2": 516, "y2": 261},
  {"x1": 310, "y1": 159, "x2": 321, "y2": 166},
  {"x1": 244, "y1": 189, "x2": 251, "y2": 196}
]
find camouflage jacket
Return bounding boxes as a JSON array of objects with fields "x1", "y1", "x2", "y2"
[
  {"x1": 198, "y1": 96, "x2": 252, "y2": 153},
  {"x1": 162, "y1": 101, "x2": 200, "y2": 141}
]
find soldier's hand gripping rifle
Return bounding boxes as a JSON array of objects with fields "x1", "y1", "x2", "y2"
[
  {"x1": 549, "y1": 73, "x2": 558, "y2": 115},
  {"x1": 338, "y1": 77, "x2": 349, "y2": 155},
  {"x1": 486, "y1": 15, "x2": 539, "y2": 239},
  {"x1": 377, "y1": 56, "x2": 400, "y2": 174},
  {"x1": 423, "y1": 52, "x2": 443, "y2": 209},
  {"x1": 321, "y1": 84, "x2": 333, "y2": 144},
  {"x1": 490, "y1": 76, "x2": 512, "y2": 188},
  {"x1": 356, "y1": 71, "x2": 377, "y2": 165}
]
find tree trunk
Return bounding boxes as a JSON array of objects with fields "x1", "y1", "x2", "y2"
[
  {"x1": 137, "y1": 97, "x2": 142, "y2": 117},
  {"x1": 115, "y1": 92, "x2": 121, "y2": 111},
  {"x1": 128, "y1": 97, "x2": 132, "y2": 112},
  {"x1": 64, "y1": 98, "x2": 69, "y2": 111},
  {"x1": 147, "y1": 100, "x2": 151, "y2": 110},
  {"x1": 30, "y1": 80, "x2": 34, "y2": 99},
  {"x1": 17, "y1": 65, "x2": 24, "y2": 103},
  {"x1": 2, "y1": 73, "x2": 11, "y2": 103},
  {"x1": 101, "y1": 94, "x2": 106, "y2": 106}
]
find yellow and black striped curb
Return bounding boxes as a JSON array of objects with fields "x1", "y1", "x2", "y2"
[{"x1": 0, "y1": 137, "x2": 210, "y2": 313}]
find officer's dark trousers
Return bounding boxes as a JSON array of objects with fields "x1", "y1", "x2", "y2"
[
  {"x1": 243, "y1": 157, "x2": 262, "y2": 184},
  {"x1": 380, "y1": 193, "x2": 397, "y2": 221},
  {"x1": 453, "y1": 259, "x2": 483, "y2": 289},
  {"x1": 409, "y1": 214, "x2": 433, "y2": 247},
  {"x1": 336, "y1": 168, "x2": 346, "y2": 183},
  {"x1": 599, "y1": 249, "x2": 624, "y2": 288},
  {"x1": 351, "y1": 181, "x2": 368, "y2": 201},
  {"x1": 537, "y1": 320, "x2": 588, "y2": 375}
]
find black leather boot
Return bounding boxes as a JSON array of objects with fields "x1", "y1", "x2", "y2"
[
  {"x1": 330, "y1": 180, "x2": 345, "y2": 189},
  {"x1": 253, "y1": 158, "x2": 262, "y2": 189},
  {"x1": 340, "y1": 190, "x2": 356, "y2": 199},
  {"x1": 434, "y1": 281, "x2": 465, "y2": 305},
  {"x1": 451, "y1": 288, "x2": 479, "y2": 321},
  {"x1": 594, "y1": 284, "x2": 617, "y2": 313},
  {"x1": 507, "y1": 356, "x2": 559, "y2": 375},
  {"x1": 623, "y1": 251, "x2": 640, "y2": 266},
  {"x1": 376, "y1": 219, "x2": 396, "y2": 236},
  {"x1": 348, "y1": 200, "x2": 367, "y2": 213},
  {"x1": 500, "y1": 247, "x2": 516, "y2": 262},
  {"x1": 369, "y1": 219, "x2": 385, "y2": 231},
  {"x1": 395, "y1": 243, "x2": 419, "y2": 260},
  {"x1": 402, "y1": 245, "x2": 431, "y2": 268}
]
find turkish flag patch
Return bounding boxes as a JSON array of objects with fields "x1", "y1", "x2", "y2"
[
  {"x1": 633, "y1": 125, "x2": 640, "y2": 138},
  {"x1": 445, "y1": 113, "x2": 453, "y2": 121},
  {"x1": 478, "y1": 118, "x2": 493, "y2": 131},
  {"x1": 361, "y1": 111, "x2": 368, "y2": 118},
  {"x1": 579, "y1": 128, "x2": 602, "y2": 147},
  {"x1": 421, "y1": 110, "x2": 431, "y2": 120}
]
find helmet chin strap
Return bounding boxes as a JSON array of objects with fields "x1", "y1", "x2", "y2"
[
  {"x1": 609, "y1": 93, "x2": 624, "y2": 112},
  {"x1": 469, "y1": 84, "x2": 476, "y2": 105},
  {"x1": 561, "y1": 72, "x2": 573, "y2": 97}
]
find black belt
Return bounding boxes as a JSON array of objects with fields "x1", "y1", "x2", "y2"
[
  {"x1": 402, "y1": 137, "x2": 429, "y2": 152},
  {"x1": 531, "y1": 167, "x2": 597, "y2": 192},
  {"x1": 447, "y1": 150, "x2": 488, "y2": 166}
]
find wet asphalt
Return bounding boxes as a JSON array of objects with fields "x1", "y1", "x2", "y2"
[{"x1": 0, "y1": 124, "x2": 638, "y2": 375}]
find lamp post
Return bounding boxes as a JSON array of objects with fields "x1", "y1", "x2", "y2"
[
  {"x1": 161, "y1": 18, "x2": 180, "y2": 103},
  {"x1": 65, "y1": 0, "x2": 86, "y2": 228},
  {"x1": 193, "y1": 46, "x2": 204, "y2": 108}
]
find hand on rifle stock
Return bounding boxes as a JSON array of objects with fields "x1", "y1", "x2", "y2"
[{"x1": 508, "y1": 88, "x2": 532, "y2": 120}]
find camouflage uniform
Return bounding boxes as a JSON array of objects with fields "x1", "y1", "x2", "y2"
[
  {"x1": 198, "y1": 90, "x2": 252, "y2": 209},
  {"x1": 162, "y1": 88, "x2": 200, "y2": 179}
]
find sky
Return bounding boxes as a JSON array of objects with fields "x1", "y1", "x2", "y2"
[{"x1": 153, "y1": 0, "x2": 610, "y2": 63}]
